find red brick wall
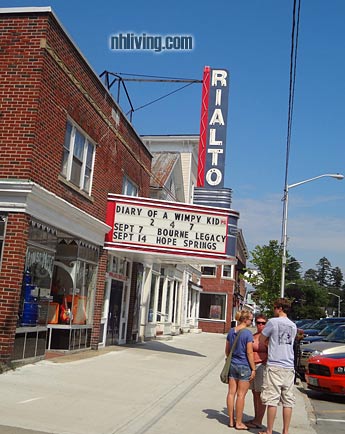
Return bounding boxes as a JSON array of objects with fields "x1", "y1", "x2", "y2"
[
  {"x1": 0, "y1": 213, "x2": 29, "y2": 361},
  {"x1": 90, "y1": 248, "x2": 108, "y2": 349},
  {"x1": 0, "y1": 11, "x2": 152, "y2": 359},
  {"x1": 0, "y1": 11, "x2": 152, "y2": 223},
  {"x1": 199, "y1": 265, "x2": 234, "y2": 334}
]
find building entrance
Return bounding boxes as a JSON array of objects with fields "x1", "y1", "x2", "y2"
[{"x1": 106, "y1": 280, "x2": 123, "y2": 345}]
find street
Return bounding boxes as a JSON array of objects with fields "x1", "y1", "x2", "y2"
[
  {"x1": 302, "y1": 385, "x2": 345, "y2": 434},
  {"x1": 0, "y1": 332, "x2": 316, "y2": 434}
]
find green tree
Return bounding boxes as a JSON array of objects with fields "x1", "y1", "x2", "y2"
[
  {"x1": 330, "y1": 266, "x2": 343, "y2": 288},
  {"x1": 304, "y1": 268, "x2": 317, "y2": 281},
  {"x1": 285, "y1": 256, "x2": 302, "y2": 281},
  {"x1": 245, "y1": 240, "x2": 283, "y2": 314},
  {"x1": 286, "y1": 279, "x2": 328, "y2": 319},
  {"x1": 316, "y1": 257, "x2": 332, "y2": 287}
]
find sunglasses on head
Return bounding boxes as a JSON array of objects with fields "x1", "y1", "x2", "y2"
[{"x1": 256, "y1": 321, "x2": 266, "y2": 325}]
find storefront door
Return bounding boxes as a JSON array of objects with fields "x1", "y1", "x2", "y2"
[{"x1": 106, "y1": 280, "x2": 123, "y2": 345}]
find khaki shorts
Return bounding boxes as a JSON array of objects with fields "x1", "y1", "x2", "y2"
[
  {"x1": 260, "y1": 365, "x2": 295, "y2": 407},
  {"x1": 250, "y1": 363, "x2": 265, "y2": 392}
]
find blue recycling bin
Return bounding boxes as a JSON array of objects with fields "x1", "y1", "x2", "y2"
[
  {"x1": 21, "y1": 283, "x2": 38, "y2": 326},
  {"x1": 22, "y1": 301, "x2": 39, "y2": 326}
]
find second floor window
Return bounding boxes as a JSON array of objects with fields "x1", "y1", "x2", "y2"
[
  {"x1": 61, "y1": 121, "x2": 95, "y2": 194},
  {"x1": 201, "y1": 266, "x2": 216, "y2": 277},
  {"x1": 122, "y1": 175, "x2": 138, "y2": 196}
]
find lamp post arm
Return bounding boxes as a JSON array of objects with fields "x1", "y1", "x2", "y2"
[
  {"x1": 280, "y1": 173, "x2": 343, "y2": 299},
  {"x1": 288, "y1": 174, "x2": 344, "y2": 189}
]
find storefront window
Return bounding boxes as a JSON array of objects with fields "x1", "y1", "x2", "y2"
[
  {"x1": 51, "y1": 238, "x2": 99, "y2": 326},
  {"x1": 199, "y1": 293, "x2": 226, "y2": 320},
  {"x1": 107, "y1": 255, "x2": 127, "y2": 276},
  {"x1": 18, "y1": 221, "x2": 57, "y2": 328}
]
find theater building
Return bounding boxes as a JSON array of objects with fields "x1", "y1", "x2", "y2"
[
  {"x1": 142, "y1": 136, "x2": 248, "y2": 334},
  {"x1": 0, "y1": 7, "x2": 243, "y2": 364}
]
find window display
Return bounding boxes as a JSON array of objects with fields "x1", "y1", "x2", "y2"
[
  {"x1": 199, "y1": 293, "x2": 226, "y2": 320},
  {"x1": 16, "y1": 220, "x2": 100, "y2": 354}
]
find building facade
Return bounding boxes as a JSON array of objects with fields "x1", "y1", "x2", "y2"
[
  {"x1": 142, "y1": 136, "x2": 248, "y2": 335},
  {"x1": 0, "y1": 8, "x2": 244, "y2": 364},
  {"x1": 0, "y1": 7, "x2": 152, "y2": 361}
]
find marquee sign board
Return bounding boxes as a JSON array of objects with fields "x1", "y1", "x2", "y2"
[{"x1": 105, "y1": 194, "x2": 239, "y2": 261}]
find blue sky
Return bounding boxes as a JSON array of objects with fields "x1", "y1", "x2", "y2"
[{"x1": 2, "y1": 0, "x2": 345, "y2": 274}]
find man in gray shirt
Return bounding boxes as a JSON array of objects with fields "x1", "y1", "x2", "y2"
[{"x1": 259, "y1": 298, "x2": 297, "y2": 434}]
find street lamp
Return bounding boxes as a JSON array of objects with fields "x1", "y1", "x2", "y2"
[
  {"x1": 328, "y1": 292, "x2": 341, "y2": 317},
  {"x1": 280, "y1": 173, "x2": 344, "y2": 298}
]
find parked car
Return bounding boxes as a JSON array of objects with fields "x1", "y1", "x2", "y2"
[
  {"x1": 295, "y1": 319, "x2": 315, "y2": 328},
  {"x1": 301, "y1": 322, "x2": 345, "y2": 345},
  {"x1": 305, "y1": 352, "x2": 345, "y2": 395},
  {"x1": 298, "y1": 324, "x2": 345, "y2": 375},
  {"x1": 302, "y1": 317, "x2": 345, "y2": 337}
]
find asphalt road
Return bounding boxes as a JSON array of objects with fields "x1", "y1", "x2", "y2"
[{"x1": 299, "y1": 383, "x2": 345, "y2": 434}]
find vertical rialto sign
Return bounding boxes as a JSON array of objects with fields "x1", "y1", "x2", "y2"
[{"x1": 197, "y1": 67, "x2": 230, "y2": 188}]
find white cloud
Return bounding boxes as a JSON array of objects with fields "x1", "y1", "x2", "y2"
[{"x1": 234, "y1": 194, "x2": 345, "y2": 272}]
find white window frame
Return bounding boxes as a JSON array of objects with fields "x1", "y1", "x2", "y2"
[
  {"x1": 199, "y1": 292, "x2": 227, "y2": 321},
  {"x1": 221, "y1": 264, "x2": 235, "y2": 279},
  {"x1": 61, "y1": 120, "x2": 96, "y2": 194},
  {"x1": 122, "y1": 175, "x2": 138, "y2": 196}
]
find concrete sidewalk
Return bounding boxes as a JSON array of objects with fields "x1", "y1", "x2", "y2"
[{"x1": 0, "y1": 332, "x2": 316, "y2": 434}]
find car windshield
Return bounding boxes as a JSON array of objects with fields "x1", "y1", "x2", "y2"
[
  {"x1": 304, "y1": 320, "x2": 318, "y2": 328},
  {"x1": 305, "y1": 320, "x2": 325, "y2": 331},
  {"x1": 319, "y1": 323, "x2": 344, "y2": 336},
  {"x1": 324, "y1": 326, "x2": 345, "y2": 343}
]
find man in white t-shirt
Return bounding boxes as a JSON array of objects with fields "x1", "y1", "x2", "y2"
[{"x1": 259, "y1": 298, "x2": 297, "y2": 434}]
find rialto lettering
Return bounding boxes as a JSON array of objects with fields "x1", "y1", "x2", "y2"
[{"x1": 205, "y1": 68, "x2": 229, "y2": 188}]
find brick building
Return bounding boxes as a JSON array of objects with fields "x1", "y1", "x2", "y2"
[
  {"x1": 0, "y1": 7, "x2": 244, "y2": 365},
  {"x1": 0, "y1": 7, "x2": 152, "y2": 361}
]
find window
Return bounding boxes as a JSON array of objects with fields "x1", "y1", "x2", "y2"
[
  {"x1": 122, "y1": 175, "x2": 138, "y2": 196},
  {"x1": 0, "y1": 215, "x2": 7, "y2": 271},
  {"x1": 201, "y1": 266, "x2": 216, "y2": 277},
  {"x1": 222, "y1": 264, "x2": 234, "y2": 279},
  {"x1": 199, "y1": 293, "x2": 226, "y2": 320},
  {"x1": 61, "y1": 120, "x2": 95, "y2": 194}
]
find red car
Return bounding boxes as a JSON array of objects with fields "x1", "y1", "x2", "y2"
[{"x1": 305, "y1": 352, "x2": 345, "y2": 395}]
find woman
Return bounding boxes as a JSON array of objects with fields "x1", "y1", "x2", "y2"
[
  {"x1": 225, "y1": 310, "x2": 256, "y2": 429},
  {"x1": 246, "y1": 314, "x2": 268, "y2": 429}
]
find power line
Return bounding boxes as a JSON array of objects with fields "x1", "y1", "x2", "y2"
[
  {"x1": 281, "y1": 0, "x2": 302, "y2": 241},
  {"x1": 129, "y1": 81, "x2": 197, "y2": 114}
]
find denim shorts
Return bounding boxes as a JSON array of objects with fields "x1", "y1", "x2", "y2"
[{"x1": 229, "y1": 363, "x2": 251, "y2": 381}]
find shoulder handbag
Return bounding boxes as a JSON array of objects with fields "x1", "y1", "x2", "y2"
[{"x1": 220, "y1": 328, "x2": 245, "y2": 384}]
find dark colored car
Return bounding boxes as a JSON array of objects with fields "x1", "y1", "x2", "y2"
[
  {"x1": 302, "y1": 317, "x2": 345, "y2": 337},
  {"x1": 305, "y1": 352, "x2": 345, "y2": 395},
  {"x1": 295, "y1": 319, "x2": 315, "y2": 328},
  {"x1": 301, "y1": 322, "x2": 345, "y2": 345}
]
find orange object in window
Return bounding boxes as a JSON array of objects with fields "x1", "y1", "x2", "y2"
[{"x1": 48, "y1": 302, "x2": 59, "y2": 324}]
